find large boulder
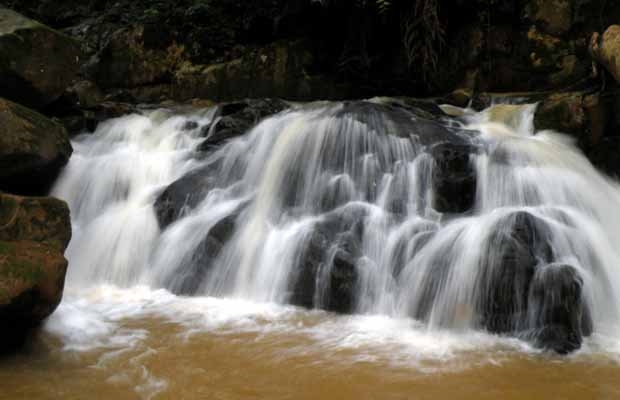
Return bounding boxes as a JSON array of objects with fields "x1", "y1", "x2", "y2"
[
  {"x1": 0, "y1": 193, "x2": 71, "y2": 352},
  {"x1": 0, "y1": 7, "x2": 82, "y2": 108},
  {"x1": 590, "y1": 25, "x2": 620, "y2": 84},
  {"x1": 0, "y1": 98, "x2": 72, "y2": 195}
]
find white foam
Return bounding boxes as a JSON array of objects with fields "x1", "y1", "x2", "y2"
[{"x1": 44, "y1": 285, "x2": 536, "y2": 369}]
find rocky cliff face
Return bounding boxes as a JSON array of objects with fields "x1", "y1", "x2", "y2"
[
  {"x1": 1, "y1": 1, "x2": 619, "y2": 164},
  {"x1": 3, "y1": 0, "x2": 619, "y2": 101}
]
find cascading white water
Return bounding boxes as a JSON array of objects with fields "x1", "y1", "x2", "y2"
[{"x1": 51, "y1": 99, "x2": 620, "y2": 352}]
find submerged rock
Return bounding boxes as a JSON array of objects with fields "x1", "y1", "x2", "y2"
[
  {"x1": 154, "y1": 165, "x2": 218, "y2": 229},
  {"x1": 0, "y1": 193, "x2": 71, "y2": 352},
  {"x1": 167, "y1": 212, "x2": 238, "y2": 295},
  {"x1": 527, "y1": 263, "x2": 591, "y2": 354},
  {"x1": 475, "y1": 211, "x2": 591, "y2": 353},
  {"x1": 290, "y1": 205, "x2": 365, "y2": 313},
  {"x1": 0, "y1": 7, "x2": 82, "y2": 108},
  {"x1": 478, "y1": 211, "x2": 552, "y2": 334},
  {"x1": 0, "y1": 98, "x2": 72, "y2": 195}
]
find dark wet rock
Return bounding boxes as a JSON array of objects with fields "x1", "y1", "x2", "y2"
[
  {"x1": 390, "y1": 228, "x2": 435, "y2": 279},
  {"x1": 323, "y1": 248, "x2": 359, "y2": 313},
  {"x1": 527, "y1": 263, "x2": 590, "y2": 354},
  {"x1": 430, "y1": 142, "x2": 477, "y2": 214},
  {"x1": 198, "y1": 98, "x2": 290, "y2": 152},
  {"x1": 289, "y1": 229, "x2": 328, "y2": 309},
  {"x1": 0, "y1": 193, "x2": 71, "y2": 353},
  {"x1": 0, "y1": 98, "x2": 72, "y2": 195},
  {"x1": 154, "y1": 164, "x2": 218, "y2": 229},
  {"x1": 182, "y1": 120, "x2": 200, "y2": 131},
  {"x1": 383, "y1": 160, "x2": 410, "y2": 216},
  {"x1": 333, "y1": 101, "x2": 464, "y2": 146},
  {"x1": 155, "y1": 97, "x2": 292, "y2": 227},
  {"x1": 289, "y1": 205, "x2": 366, "y2": 313},
  {"x1": 478, "y1": 211, "x2": 553, "y2": 334},
  {"x1": 318, "y1": 174, "x2": 356, "y2": 213},
  {"x1": 64, "y1": 80, "x2": 104, "y2": 109},
  {"x1": 168, "y1": 212, "x2": 238, "y2": 295},
  {"x1": 0, "y1": 7, "x2": 83, "y2": 109}
]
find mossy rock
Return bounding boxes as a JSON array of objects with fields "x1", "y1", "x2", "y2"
[
  {"x1": 525, "y1": 0, "x2": 572, "y2": 36},
  {"x1": 534, "y1": 92, "x2": 587, "y2": 137},
  {"x1": 0, "y1": 7, "x2": 83, "y2": 108},
  {"x1": 0, "y1": 191, "x2": 71, "y2": 351},
  {"x1": 0, "y1": 98, "x2": 72, "y2": 195},
  {"x1": 0, "y1": 240, "x2": 67, "y2": 329},
  {"x1": 90, "y1": 25, "x2": 182, "y2": 89},
  {"x1": 0, "y1": 193, "x2": 71, "y2": 251},
  {"x1": 590, "y1": 25, "x2": 620, "y2": 84}
]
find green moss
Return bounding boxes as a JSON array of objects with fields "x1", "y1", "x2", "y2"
[
  {"x1": 0, "y1": 195, "x2": 18, "y2": 226},
  {"x1": 0, "y1": 242, "x2": 44, "y2": 284},
  {"x1": 7, "y1": 259, "x2": 42, "y2": 283},
  {"x1": 0, "y1": 241, "x2": 14, "y2": 255}
]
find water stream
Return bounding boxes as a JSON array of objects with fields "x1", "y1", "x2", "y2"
[{"x1": 4, "y1": 99, "x2": 620, "y2": 399}]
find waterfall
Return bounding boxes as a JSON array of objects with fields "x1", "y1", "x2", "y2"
[{"x1": 52, "y1": 99, "x2": 620, "y2": 353}]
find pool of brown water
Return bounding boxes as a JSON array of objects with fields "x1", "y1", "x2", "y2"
[{"x1": 1, "y1": 287, "x2": 619, "y2": 400}]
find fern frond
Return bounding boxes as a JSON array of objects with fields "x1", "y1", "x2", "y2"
[{"x1": 376, "y1": 0, "x2": 392, "y2": 15}]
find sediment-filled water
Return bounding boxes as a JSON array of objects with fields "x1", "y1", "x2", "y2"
[{"x1": 3, "y1": 99, "x2": 620, "y2": 399}]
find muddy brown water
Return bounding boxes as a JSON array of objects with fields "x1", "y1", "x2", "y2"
[{"x1": 1, "y1": 301, "x2": 619, "y2": 400}]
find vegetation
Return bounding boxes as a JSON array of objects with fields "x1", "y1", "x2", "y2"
[{"x1": 318, "y1": 0, "x2": 445, "y2": 83}]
